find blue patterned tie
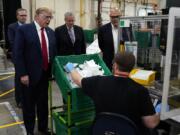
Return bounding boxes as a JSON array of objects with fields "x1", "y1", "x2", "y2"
[{"x1": 68, "y1": 28, "x2": 75, "y2": 44}]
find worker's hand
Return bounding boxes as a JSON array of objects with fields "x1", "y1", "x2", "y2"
[{"x1": 64, "y1": 62, "x2": 74, "y2": 73}]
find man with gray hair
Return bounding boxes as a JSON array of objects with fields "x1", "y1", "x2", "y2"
[{"x1": 55, "y1": 12, "x2": 86, "y2": 55}]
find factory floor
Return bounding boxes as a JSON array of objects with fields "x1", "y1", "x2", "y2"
[
  {"x1": 1, "y1": 48, "x2": 180, "y2": 135},
  {"x1": 0, "y1": 49, "x2": 63, "y2": 135}
]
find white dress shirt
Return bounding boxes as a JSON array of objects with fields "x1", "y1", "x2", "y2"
[
  {"x1": 111, "y1": 23, "x2": 119, "y2": 54},
  {"x1": 34, "y1": 21, "x2": 49, "y2": 61}
]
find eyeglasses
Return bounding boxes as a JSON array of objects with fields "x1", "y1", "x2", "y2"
[
  {"x1": 111, "y1": 16, "x2": 119, "y2": 19},
  {"x1": 40, "y1": 14, "x2": 53, "y2": 20},
  {"x1": 19, "y1": 15, "x2": 27, "y2": 17}
]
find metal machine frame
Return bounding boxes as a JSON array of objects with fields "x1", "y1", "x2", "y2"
[
  {"x1": 161, "y1": 7, "x2": 180, "y2": 120},
  {"x1": 120, "y1": 8, "x2": 180, "y2": 120}
]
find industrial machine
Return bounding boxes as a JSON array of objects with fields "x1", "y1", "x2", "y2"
[{"x1": 120, "y1": 8, "x2": 180, "y2": 121}]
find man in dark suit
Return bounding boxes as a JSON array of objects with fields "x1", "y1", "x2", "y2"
[
  {"x1": 8, "y1": 8, "x2": 27, "y2": 60},
  {"x1": 14, "y1": 7, "x2": 56, "y2": 135},
  {"x1": 7, "y1": 8, "x2": 27, "y2": 108},
  {"x1": 98, "y1": 8, "x2": 133, "y2": 70},
  {"x1": 55, "y1": 12, "x2": 86, "y2": 55}
]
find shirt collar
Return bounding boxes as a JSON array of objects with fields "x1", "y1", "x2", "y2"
[
  {"x1": 66, "y1": 25, "x2": 74, "y2": 31},
  {"x1": 111, "y1": 23, "x2": 118, "y2": 30},
  {"x1": 18, "y1": 21, "x2": 24, "y2": 26},
  {"x1": 34, "y1": 21, "x2": 42, "y2": 31}
]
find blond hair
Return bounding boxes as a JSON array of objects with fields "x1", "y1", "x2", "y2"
[{"x1": 35, "y1": 7, "x2": 52, "y2": 16}]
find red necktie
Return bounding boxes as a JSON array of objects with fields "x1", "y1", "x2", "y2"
[{"x1": 41, "y1": 28, "x2": 48, "y2": 70}]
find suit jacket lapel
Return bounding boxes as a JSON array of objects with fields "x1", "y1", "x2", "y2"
[
  {"x1": 15, "y1": 22, "x2": 19, "y2": 28},
  {"x1": 32, "y1": 22, "x2": 42, "y2": 54},
  {"x1": 64, "y1": 25, "x2": 74, "y2": 46},
  {"x1": 45, "y1": 28, "x2": 52, "y2": 59},
  {"x1": 109, "y1": 23, "x2": 114, "y2": 45},
  {"x1": 108, "y1": 23, "x2": 115, "y2": 53},
  {"x1": 73, "y1": 26, "x2": 76, "y2": 43}
]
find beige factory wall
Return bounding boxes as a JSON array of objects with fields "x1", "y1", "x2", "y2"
[
  {"x1": 21, "y1": 0, "x2": 31, "y2": 23},
  {"x1": 21, "y1": 0, "x2": 166, "y2": 29},
  {"x1": 21, "y1": 0, "x2": 97, "y2": 30},
  {"x1": 159, "y1": 0, "x2": 166, "y2": 9}
]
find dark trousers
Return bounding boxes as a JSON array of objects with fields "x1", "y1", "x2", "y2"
[
  {"x1": 21, "y1": 71, "x2": 49, "y2": 134},
  {"x1": 15, "y1": 73, "x2": 22, "y2": 105}
]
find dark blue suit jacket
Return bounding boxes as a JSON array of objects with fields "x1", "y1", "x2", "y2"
[
  {"x1": 8, "y1": 22, "x2": 19, "y2": 50},
  {"x1": 55, "y1": 24, "x2": 86, "y2": 55},
  {"x1": 14, "y1": 22, "x2": 57, "y2": 85},
  {"x1": 98, "y1": 23, "x2": 133, "y2": 70},
  {"x1": 7, "y1": 22, "x2": 19, "y2": 61}
]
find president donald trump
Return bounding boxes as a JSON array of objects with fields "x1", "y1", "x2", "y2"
[{"x1": 14, "y1": 7, "x2": 57, "y2": 135}]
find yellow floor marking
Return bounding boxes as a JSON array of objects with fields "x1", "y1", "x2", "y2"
[
  {"x1": 0, "y1": 121, "x2": 24, "y2": 129},
  {"x1": 0, "y1": 74, "x2": 15, "y2": 81},
  {"x1": 0, "y1": 88, "x2": 15, "y2": 97},
  {"x1": 0, "y1": 115, "x2": 51, "y2": 129}
]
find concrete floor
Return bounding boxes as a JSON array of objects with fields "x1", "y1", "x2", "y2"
[{"x1": 0, "y1": 49, "x2": 63, "y2": 135}]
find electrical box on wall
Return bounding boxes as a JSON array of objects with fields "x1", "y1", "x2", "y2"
[{"x1": 119, "y1": 19, "x2": 130, "y2": 27}]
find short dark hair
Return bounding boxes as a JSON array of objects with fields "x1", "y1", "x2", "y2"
[
  {"x1": 16, "y1": 8, "x2": 27, "y2": 16},
  {"x1": 113, "y1": 52, "x2": 135, "y2": 72}
]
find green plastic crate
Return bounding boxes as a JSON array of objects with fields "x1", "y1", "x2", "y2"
[
  {"x1": 53, "y1": 111, "x2": 95, "y2": 135},
  {"x1": 52, "y1": 54, "x2": 111, "y2": 111}
]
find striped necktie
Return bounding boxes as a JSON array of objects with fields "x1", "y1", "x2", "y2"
[{"x1": 68, "y1": 28, "x2": 75, "y2": 44}]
